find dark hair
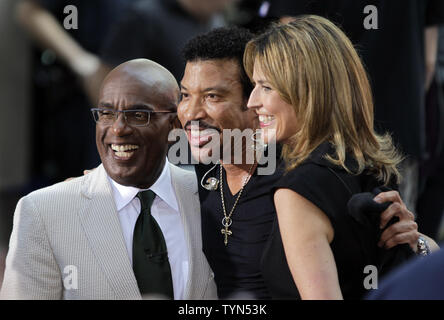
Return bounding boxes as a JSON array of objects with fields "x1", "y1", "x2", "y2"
[{"x1": 182, "y1": 27, "x2": 254, "y2": 99}]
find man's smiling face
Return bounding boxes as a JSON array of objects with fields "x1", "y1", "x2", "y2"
[
  {"x1": 96, "y1": 62, "x2": 177, "y2": 188},
  {"x1": 178, "y1": 59, "x2": 258, "y2": 163}
]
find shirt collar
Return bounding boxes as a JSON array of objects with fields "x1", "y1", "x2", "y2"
[{"x1": 108, "y1": 158, "x2": 179, "y2": 212}]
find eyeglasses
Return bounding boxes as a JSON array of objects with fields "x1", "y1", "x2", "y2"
[{"x1": 91, "y1": 108, "x2": 175, "y2": 127}]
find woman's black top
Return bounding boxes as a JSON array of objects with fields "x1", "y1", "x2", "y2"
[{"x1": 261, "y1": 142, "x2": 411, "y2": 299}]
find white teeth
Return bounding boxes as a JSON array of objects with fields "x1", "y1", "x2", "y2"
[
  {"x1": 115, "y1": 151, "x2": 133, "y2": 158},
  {"x1": 258, "y1": 115, "x2": 275, "y2": 123},
  {"x1": 111, "y1": 144, "x2": 139, "y2": 152}
]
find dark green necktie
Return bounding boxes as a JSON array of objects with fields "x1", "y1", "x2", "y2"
[{"x1": 132, "y1": 190, "x2": 174, "y2": 299}]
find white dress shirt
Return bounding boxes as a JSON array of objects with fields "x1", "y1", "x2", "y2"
[{"x1": 108, "y1": 160, "x2": 189, "y2": 300}]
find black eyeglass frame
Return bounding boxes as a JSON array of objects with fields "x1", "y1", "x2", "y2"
[{"x1": 91, "y1": 108, "x2": 176, "y2": 127}]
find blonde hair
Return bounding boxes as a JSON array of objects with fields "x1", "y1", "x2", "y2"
[{"x1": 244, "y1": 15, "x2": 402, "y2": 184}]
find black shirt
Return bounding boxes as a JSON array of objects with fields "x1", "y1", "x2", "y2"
[
  {"x1": 195, "y1": 155, "x2": 284, "y2": 300},
  {"x1": 262, "y1": 142, "x2": 410, "y2": 299}
]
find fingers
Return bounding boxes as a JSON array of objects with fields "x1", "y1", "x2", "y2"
[
  {"x1": 376, "y1": 190, "x2": 415, "y2": 229},
  {"x1": 379, "y1": 202, "x2": 415, "y2": 229},
  {"x1": 378, "y1": 220, "x2": 419, "y2": 250},
  {"x1": 381, "y1": 231, "x2": 419, "y2": 250},
  {"x1": 373, "y1": 190, "x2": 419, "y2": 251},
  {"x1": 379, "y1": 202, "x2": 402, "y2": 229},
  {"x1": 373, "y1": 190, "x2": 403, "y2": 205}
]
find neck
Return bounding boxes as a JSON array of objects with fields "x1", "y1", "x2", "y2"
[
  {"x1": 222, "y1": 162, "x2": 255, "y2": 178},
  {"x1": 220, "y1": 134, "x2": 265, "y2": 176},
  {"x1": 220, "y1": 161, "x2": 256, "y2": 196},
  {"x1": 220, "y1": 136, "x2": 259, "y2": 174}
]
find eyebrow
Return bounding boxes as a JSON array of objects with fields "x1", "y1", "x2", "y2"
[
  {"x1": 255, "y1": 79, "x2": 268, "y2": 85},
  {"x1": 98, "y1": 102, "x2": 154, "y2": 111},
  {"x1": 180, "y1": 84, "x2": 230, "y2": 94}
]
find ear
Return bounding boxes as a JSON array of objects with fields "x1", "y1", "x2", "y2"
[{"x1": 167, "y1": 114, "x2": 182, "y2": 147}]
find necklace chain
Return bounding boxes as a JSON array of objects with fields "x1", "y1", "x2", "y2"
[{"x1": 219, "y1": 162, "x2": 255, "y2": 246}]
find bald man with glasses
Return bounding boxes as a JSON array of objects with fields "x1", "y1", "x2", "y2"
[{"x1": 0, "y1": 59, "x2": 217, "y2": 300}]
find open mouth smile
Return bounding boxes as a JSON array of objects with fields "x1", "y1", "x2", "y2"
[
  {"x1": 258, "y1": 115, "x2": 275, "y2": 128},
  {"x1": 110, "y1": 144, "x2": 139, "y2": 159}
]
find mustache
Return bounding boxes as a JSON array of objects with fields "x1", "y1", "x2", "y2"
[{"x1": 183, "y1": 120, "x2": 221, "y2": 133}]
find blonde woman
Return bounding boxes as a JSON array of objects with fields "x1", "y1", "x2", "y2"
[{"x1": 244, "y1": 16, "x2": 438, "y2": 299}]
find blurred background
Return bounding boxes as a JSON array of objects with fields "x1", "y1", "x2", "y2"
[{"x1": 0, "y1": 0, "x2": 443, "y2": 288}]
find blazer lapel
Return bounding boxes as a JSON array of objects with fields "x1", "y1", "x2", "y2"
[
  {"x1": 169, "y1": 164, "x2": 208, "y2": 299},
  {"x1": 79, "y1": 165, "x2": 141, "y2": 299}
]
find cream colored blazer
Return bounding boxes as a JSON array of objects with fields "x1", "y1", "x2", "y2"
[{"x1": 0, "y1": 164, "x2": 217, "y2": 300}]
